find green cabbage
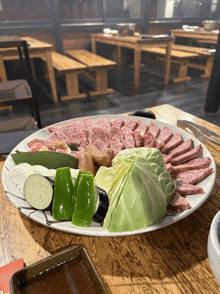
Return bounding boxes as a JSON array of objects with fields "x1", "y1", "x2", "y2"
[{"x1": 95, "y1": 148, "x2": 176, "y2": 232}]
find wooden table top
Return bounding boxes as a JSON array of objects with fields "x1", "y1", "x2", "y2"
[
  {"x1": 1, "y1": 104, "x2": 220, "y2": 293},
  {"x1": 171, "y1": 28, "x2": 219, "y2": 40},
  {"x1": 0, "y1": 36, "x2": 53, "y2": 54},
  {"x1": 91, "y1": 33, "x2": 174, "y2": 45}
]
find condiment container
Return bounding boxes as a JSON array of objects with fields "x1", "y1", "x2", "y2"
[{"x1": 10, "y1": 245, "x2": 109, "y2": 294}]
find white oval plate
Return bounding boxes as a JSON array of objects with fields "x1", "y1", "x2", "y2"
[{"x1": 2, "y1": 115, "x2": 217, "y2": 236}]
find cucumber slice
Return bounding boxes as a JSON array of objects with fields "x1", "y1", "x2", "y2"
[
  {"x1": 24, "y1": 174, "x2": 54, "y2": 210},
  {"x1": 11, "y1": 151, "x2": 79, "y2": 169}
]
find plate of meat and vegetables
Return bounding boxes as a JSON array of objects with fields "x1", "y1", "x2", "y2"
[{"x1": 1, "y1": 114, "x2": 216, "y2": 236}]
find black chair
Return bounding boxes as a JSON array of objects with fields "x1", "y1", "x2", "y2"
[{"x1": 0, "y1": 35, "x2": 42, "y2": 129}]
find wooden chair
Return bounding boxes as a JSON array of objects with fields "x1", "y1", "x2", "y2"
[{"x1": 0, "y1": 35, "x2": 42, "y2": 128}]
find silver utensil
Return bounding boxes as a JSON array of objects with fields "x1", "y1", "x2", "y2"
[{"x1": 177, "y1": 119, "x2": 220, "y2": 146}]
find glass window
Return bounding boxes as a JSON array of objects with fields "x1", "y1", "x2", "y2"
[
  {"x1": 105, "y1": 0, "x2": 142, "y2": 19},
  {"x1": 0, "y1": 0, "x2": 50, "y2": 21},
  {"x1": 61, "y1": 0, "x2": 102, "y2": 20}
]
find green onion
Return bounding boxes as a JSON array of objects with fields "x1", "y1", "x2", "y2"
[{"x1": 11, "y1": 151, "x2": 79, "y2": 169}]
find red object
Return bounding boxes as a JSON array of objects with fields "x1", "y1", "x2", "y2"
[{"x1": 0, "y1": 258, "x2": 24, "y2": 294}]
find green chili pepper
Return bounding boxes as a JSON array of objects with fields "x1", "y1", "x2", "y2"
[
  {"x1": 72, "y1": 171, "x2": 95, "y2": 227},
  {"x1": 52, "y1": 167, "x2": 74, "y2": 220}
]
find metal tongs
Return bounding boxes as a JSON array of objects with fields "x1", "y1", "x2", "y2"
[{"x1": 177, "y1": 120, "x2": 220, "y2": 146}]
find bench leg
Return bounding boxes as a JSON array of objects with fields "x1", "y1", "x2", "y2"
[
  {"x1": 61, "y1": 72, "x2": 87, "y2": 101},
  {"x1": 89, "y1": 68, "x2": 114, "y2": 96},
  {"x1": 173, "y1": 59, "x2": 191, "y2": 83},
  {"x1": 201, "y1": 56, "x2": 214, "y2": 78}
]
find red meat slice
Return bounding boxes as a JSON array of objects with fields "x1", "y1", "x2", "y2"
[
  {"x1": 27, "y1": 132, "x2": 65, "y2": 148},
  {"x1": 93, "y1": 138, "x2": 109, "y2": 152},
  {"x1": 124, "y1": 118, "x2": 138, "y2": 131},
  {"x1": 122, "y1": 131, "x2": 135, "y2": 149},
  {"x1": 163, "y1": 154, "x2": 173, "y2": 164},
  {"x1": 86, "y1": 126, "x2": 109, "y2": 145},
  {"x1": 161, "y1": 132, "x2": 183, "y2": 154},
  {"x1": 111, "y1": 117, "x2": 125, "y2": 129},
  {"x1": 156, "y1": 126, "x2": 173, "y2": 145},
  {"x1": 94, "y1": 117, "x2": 112, "y2": 129},
  {"x1": 167, "y1": 192, "x2": 191, "y2": 211},
  {"x1": 166, "y1": 163, "x2": 173, "y2": 172},
  {"x1": 143, "y1": 132, "x2": 156, "y2": 148},
  {"x1": 109, "y1": 126, "x2": 123, "y2": 140},
  {"x1": 170, "y1": 138, "x2": 193, "y2": 158},
  {"x1": 170, "y1": 144, "x2": 202, "y2": 166},
  {"x1": 155, "y1": 141, "x2": 165, "y2": 151},
  {"x1": 65, "y1": 132, "x2": 88, "y2": 146},
  {"x1": 133, "y1": 130, "x2": 143, "y2": 147},
  {"x1": 175, "y1": 181, "x2": 204, "y2": 195},
  {"x1": 135, "y1": 119, "x2": 149, "y2": 136},
  {"x1": 109, "y1": 134, "x2": 125, "y2": 156},
  {"x1": 77, "y1": 117, "x2": 95, "y2": 129},
  {"x1": 171, "y1": 157, "x2": 211, "y2": 173},
  {"x1": 47, "y1": 126, "x2": 59, "y2": 133},
  {"x1": 176, "y1": 167, "x2": 213, "y2": 184},
  {"x1": 147, "y1": 122, "x2": 160, "y2": 139}
]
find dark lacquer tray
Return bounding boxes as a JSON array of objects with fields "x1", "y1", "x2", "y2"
[{"x1": 10, "y1": 245, "x2": 109, "y2": 294}]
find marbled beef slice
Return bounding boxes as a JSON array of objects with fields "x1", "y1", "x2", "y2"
[
  {"x1": 124, "y1": 117, "x2": 138, "y2": 131},
  {"x1": 135, "y1": 119, "x2": 149, "y2": 136},
  {"x1": 175, "y1": 181, "x2": 204, "y2": 195},
  {"x1": 143, "y1": 132, "x2": 156, "y2": 148},
  {"x1": 167, "y1": 192, "x2": 191, "y2": 212},
  {"x1": 156, "y1": 126, "x2": 173, "y2": 145},
  {"x1": 162, "y1": 132, "x2": 183, "y2": 154},
  {"x1": 177, "y1": 167, "x2": 213, "y2": 185},
  {"x1": 133, "y1": 130, "x2": 143, "y2": 147},
  {"x1": 171, "y1": 157, "x2": 211, "y2": 173},
  {"x1": 170, "y1": 138, "x2": 193, "y2": 158},
  {"x1": 170, "y1": 144, "x2": 202, "y2": 166},
  {"x1": 111, "y1": 117, "x2": 125, "y2": 129},
  {"x1": 109, "y1": 134, "x2": 125, "y2": 155}
]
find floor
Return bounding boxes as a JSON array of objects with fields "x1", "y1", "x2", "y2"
[{"x1": 1, "y1": 58, "x2": 220, "y2": 131}]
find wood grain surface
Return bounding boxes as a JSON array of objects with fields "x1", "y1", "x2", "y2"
[{"x1": 1, "y1": 104, "x2": 220, "y2": 293}]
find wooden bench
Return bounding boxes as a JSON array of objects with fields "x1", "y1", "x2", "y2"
[
  {"x1": 142, "y1": 46, "x2": 199, "y2": 83},
  {"x1": 159, "y1": 44, "x2": 215, "y2": 78},
  {"x1": 65, "y1": 49, "x2": 116, "y2": 96},
  {"x1": 42, "y1": 51, "x2": 87, "y2": 101}
]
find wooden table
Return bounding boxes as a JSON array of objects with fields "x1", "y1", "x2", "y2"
[
  {"x1": 1, "y1": 104, "x2": 220, "y2": 293},
  {"x1": 171, "y1": 28, "x2": 219, "y2": 43},
  {"x1": 0, "y1": 36, "x2": 58, "y2": 104},
  {"x1": 90, "y1": 33, "x2": 174, "y2": 89}
]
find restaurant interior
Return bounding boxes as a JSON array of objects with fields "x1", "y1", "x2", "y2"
[
  {"x1": 2, "y1": 1, "x2": 220, "y2": 293},
  {"x1": 0, "y1": 0, "x2": 220, "y2": 134}
]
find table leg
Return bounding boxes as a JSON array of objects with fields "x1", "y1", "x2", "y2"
[
  {"x1": 164, "y1": 40, "x2": 173, "y2": 85},
  {"x1": 45, "y1": 51, "x2": 58, "y2": 104},
  {"x1": 91, "y1": 38, "x2": 96, "y2": 54},
  {"x1": 117, "y1": 46, "x2": 122, "y2": 66},
  {"x1": 134, "y1": 47, "x2": 141, "y2": 90},
  {"x1": 0, "y1": 55, "x2": 7, "y2": 82}
]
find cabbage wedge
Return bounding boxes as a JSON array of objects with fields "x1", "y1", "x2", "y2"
[{"x1": 95, "y1": 148, "x2": 176, "y2": 232}]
